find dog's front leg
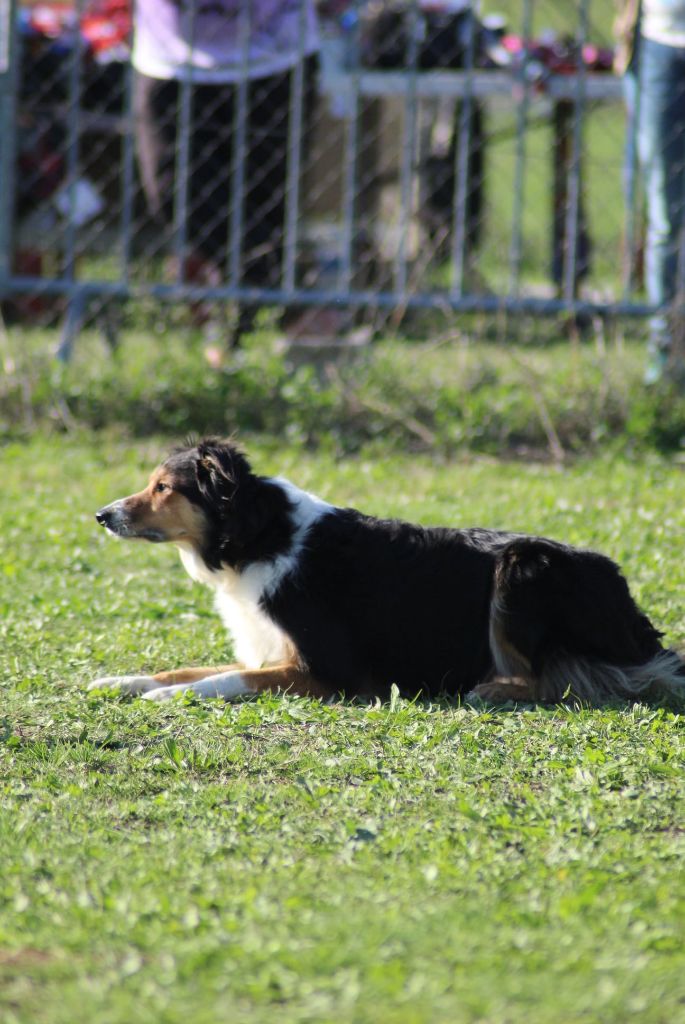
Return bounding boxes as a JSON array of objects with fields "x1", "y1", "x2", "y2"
[
  {"x1": 87, "y1": 664, "x2": 241, "y2": 696},
  {"x1": 142, "y1": 663, "x2": 334, "y2": 703}
]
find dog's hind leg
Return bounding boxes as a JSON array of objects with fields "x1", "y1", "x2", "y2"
[
  {"x1": 486, "y1": 537, "x2": 685, "y2": 706},
  {"x1": 462, "y1": 549, "x2": 544, "y2": 706},
  {"x1": 465, "y1": 676, "x2": 536, "y2": 705}
]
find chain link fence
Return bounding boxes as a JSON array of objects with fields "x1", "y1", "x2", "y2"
[{"x1": 0, "y1": 0, "x2": 652, "y2": 354}]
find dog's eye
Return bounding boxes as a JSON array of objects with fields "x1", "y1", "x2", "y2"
[{"x1": 154, "y1": 482, "x2": 170, "y2": 494}]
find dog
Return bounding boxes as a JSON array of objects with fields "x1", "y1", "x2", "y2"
[{"x1": 90, "y1": 436, "x2": 685, "y2": 707}]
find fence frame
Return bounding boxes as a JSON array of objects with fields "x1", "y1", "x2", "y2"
[{"x1": 0, "y1": 0, "x2": 661, "y2": 355}]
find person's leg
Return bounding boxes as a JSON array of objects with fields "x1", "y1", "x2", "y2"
[
  {"x1": 132, "y1": 72, "x2": 178, "y2": 254},
  {"x1": 622, "y1": 57, "x2": 644, "y2": 290},
  {"x1": 134, "y1": 74, "x2": 219, "y2": 289},
  {"x1": 244, "y1": 71, "x2": 291, "y2": 289},
  {"x1": 638, "y1": 39, "x2": 685, "y2": 379},
  {"x1": 171, "y1": 83, "x2": 234, "y2": 342},
  {"x1": 237, "y1": 58, "x2": 318, "y2": 346},
  {"x1": 188, "y1": 83, "x2": 234, "y2": 273}
]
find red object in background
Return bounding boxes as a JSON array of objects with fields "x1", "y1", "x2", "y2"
[
  {"x1": 501, "y1": 34, "x2": 614, "y2": 75},
  {"x1": 14, "y1": 248, "x2": 43, "y2": 277},
  {"x1": 25, "y1": 0, "x2": 131, "y2": 57},
  {"x1": 81, "y1": 0, "x2": 131, "y2": 55},
  {"x1": 10, "y1": 249, "x2": 58, "y2": 320}
]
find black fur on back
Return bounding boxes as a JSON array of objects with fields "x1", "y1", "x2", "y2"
[
  {"x1": 263, "y1": 512, "x2": 679, "y2": 702},
  {"x1": 265, "y1": 510, "x2": 515, "y2": 698}
]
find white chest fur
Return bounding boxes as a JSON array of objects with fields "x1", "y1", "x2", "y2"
[{"x1": 176, "y1": 479, "x2": 332, "y2": 670}]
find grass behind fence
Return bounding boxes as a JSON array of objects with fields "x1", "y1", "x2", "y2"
[{"x1": 3, "y1": 323, "x2": 685, "y2": 456}]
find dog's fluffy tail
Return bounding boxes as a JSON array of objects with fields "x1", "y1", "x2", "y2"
[{"x1": 541, "y1": 648, "x2": 685, "y2": 707}]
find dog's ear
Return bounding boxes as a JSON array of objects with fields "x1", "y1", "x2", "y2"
[
  {"x1": 195, "y1": 439, "x2": 250, "y2": 510},
  {"x1": 192, "y1": 439, "x2": 290, "y2": 566}
]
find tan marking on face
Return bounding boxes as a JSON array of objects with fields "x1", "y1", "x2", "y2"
[{"x1": 117, "y1": 465, "x2": 208, "y2": 546}]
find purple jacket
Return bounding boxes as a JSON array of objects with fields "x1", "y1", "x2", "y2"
[{"x1": 132, "y1": 0, "x2": 319, "y2": 81}]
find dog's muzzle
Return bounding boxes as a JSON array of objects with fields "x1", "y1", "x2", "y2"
[
  {"x1": 95, "y1": 502, "x2": 166, "y2": 541},
  {"x1": 96, "y1": 502, "x2": 134, "y2": 537},
  {"x1": 95, "y1": 505, "x2": 115, "y2": 529}
]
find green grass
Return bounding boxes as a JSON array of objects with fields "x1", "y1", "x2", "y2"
[
  {"x1": 5, "y1": 324, "x2": 685, "y2": 456},
  {"x1": 1, "y1": 434, "x2": 685, "y2": 1023}
]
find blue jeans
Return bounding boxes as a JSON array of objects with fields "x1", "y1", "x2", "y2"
[{"x1": 638, "y1": 38, "x2": 685, "y2": 352}]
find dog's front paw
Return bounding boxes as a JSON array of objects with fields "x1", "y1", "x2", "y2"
[
  {"x1": 87, "y1": 674, "x2": 160, "y2": 695},
  {"x1": 141, "y1": 684, "x2": 188, "y2": 702}
]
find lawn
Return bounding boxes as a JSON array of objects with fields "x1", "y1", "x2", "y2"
[{"x1": 1, "y1": 434, "x2": 685, "y2": 1024}]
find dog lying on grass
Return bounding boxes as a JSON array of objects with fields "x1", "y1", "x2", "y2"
[{"x1": 90, "y1": 437, "x2": 685, "y2": 706}]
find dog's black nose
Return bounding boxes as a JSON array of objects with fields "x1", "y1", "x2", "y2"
[{"x1": 95, "y1": 508, "x2": 110, "y2": 527}]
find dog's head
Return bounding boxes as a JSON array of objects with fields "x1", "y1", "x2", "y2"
[{"x1": 95, "y1": 437, "x2": 289, "y2": 569}]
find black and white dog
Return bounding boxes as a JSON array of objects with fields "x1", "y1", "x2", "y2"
[{"x1": 90, "y1": 437, "x2": 685, "y2": 706}]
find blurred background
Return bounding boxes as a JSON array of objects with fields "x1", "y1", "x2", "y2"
[{"x1": 0, "y1": 0, "x2": 636, "y2": 345}]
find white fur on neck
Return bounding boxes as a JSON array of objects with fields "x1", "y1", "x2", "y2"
[{"x1": 177, "y1": 478, "x2": 332, "y2": 669}]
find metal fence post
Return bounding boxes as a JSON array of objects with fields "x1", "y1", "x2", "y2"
[
  {"x1": 283, "y1": 0, "x2": 309, "y2": 296},
  {"x1": 450, "y1": 6, "x2": 477, "y2": 300},
  {"x1": 562, "y1": 0, "x2": 589, "y2": 306},
  {"x1": 0, "y1": 0, "x2": 18, "y2": 295},
  {"x1": 394, "y1": 0, "x2": 420, "y2": 300},
  {"x1": 508, "y1": 0, "x2": 533, "y2": 298}
]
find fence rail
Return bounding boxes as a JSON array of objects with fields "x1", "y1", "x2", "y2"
[{"x1": 0, "y1": 0, "x2": 651, "y2": 353}]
